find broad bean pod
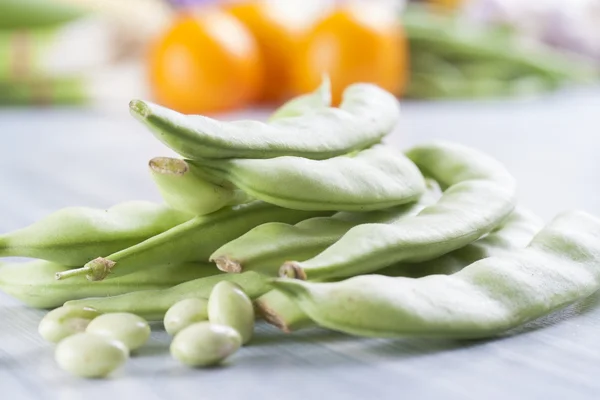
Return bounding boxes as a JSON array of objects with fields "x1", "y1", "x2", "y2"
[
  {"x1": 211, "y1": 180, "x2": 441, "y2": 275},
  {"x1": 280, "y1": 141, "x2": 517, "y2": 281},
  {"x1": 402, "y1": 6, "x2": 598, "y2": 88},
  {"x1": 259, "y1": 207, "x2": 542, "y2": 332},
  {"x1": 0, "y1": 201, "x2": 190, "y2": 265},
  {"x1": 145, "y1": 83, "x2": 329, "y2": 217},
  {"x1": 267, "y1": 77, "x2": 331, "y2": 121},
  {"x1": 194, "y1": 145, "x2": 425, "y2": 211},
  {"x1": 149, "y1": 157, "x2": 250, "y2": 216},
  {"x1": 65, "y1": 271, "x2": 270, "y2": 320},
  {"x1": 383, "y1": 207, "x2": 544, "y2": 278},
  {"x1": 0, "y1": 260, "x2": 219, "y2": 308},
  {"x1": 273, "y1": 210, "x2": 600, "y2": 338},
  {"x1": 129, "y1": 83, "x2": 399, "y2": 160},
  {"x1": 57, "y1": 201, "x2": 329, "y2": 281},
  {"x1": 0, "y1": 0, "x2": 86, "y2": 30}
]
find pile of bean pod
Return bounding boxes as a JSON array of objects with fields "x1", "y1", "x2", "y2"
[{"x1": 2, "y1": 78, "x2": 600, "y2": 378}]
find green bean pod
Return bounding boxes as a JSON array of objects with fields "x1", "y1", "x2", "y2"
[
  {"x1": 273, "y1": 210, "x2": 600, "y2": 338},
  {"x1": 0, "y1": 0, "x2": 86, "y2": 30},
  {"x1": 0, "y1": 201, "x2": 191, "y2": 265},
  {"x1": 129, "y1": 83, "x2": 399, "y2": 160},
  {"x1": 259, "y1": 207, "x2": 542, "y2": 332},
  {"x1": 149, "y1": 157, "x2": 250, "y2": 216},
  {"x1": 382, "y1": 207, "x2": 544, "y2": 278},
  {"x1": 280, "y1": 141, "x2": 517, "y2": 281},
  {"x1": 402, "y1": 6, "x2": 598, "y2": 85},
  {"x1": 267, "y1": 77, "x2": 331, "y2": 121},
  {"x1": 146, "y1": 81, "x2": 330, "y2": 217},
  {"x1": 65, "y1": 271, "x2": 270, "y2": 321},
  {"x1": 211, "y1": 179, "x2": 441, "y2": 275},
  {"x1": 194, "y1": 145, "x2": 425, "y2": 211},
  {"x1": 57, "y1": 201, "x2": 329, "y2": 281},
  {"x1": 0, "y1": 260, "x2": 218, "y2": 309}
]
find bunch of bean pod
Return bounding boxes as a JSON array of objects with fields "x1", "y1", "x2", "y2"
[
  {"x1": 402, "y1": 5, "x2": 599, "y2": 99},
  {"x1": 3, "y1": 77, "x2": 600, "y2": 379}
]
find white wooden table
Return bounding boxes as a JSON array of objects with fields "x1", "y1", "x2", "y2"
[{"x1": 1, "y1": 88, "x2": 600, "y2": 399}]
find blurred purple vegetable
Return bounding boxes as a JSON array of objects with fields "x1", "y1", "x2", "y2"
[{"x1": 464, "y1": 0, "x2": 600, "y2": 63}]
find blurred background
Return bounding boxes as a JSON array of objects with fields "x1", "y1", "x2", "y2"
[{"x1": 1, "y1": 0, "x2": 599, "y2": 114}]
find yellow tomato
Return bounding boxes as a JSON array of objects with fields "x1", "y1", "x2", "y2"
[
  {"x1": 226, "y1": 1, "x2": 318, "y2": 103},
  {"x1": 291, "y1": 2, "x2": 409, "y2": 104},
  {"x1": 148, "y1": 8, "x2": 264, "y2": 114}
]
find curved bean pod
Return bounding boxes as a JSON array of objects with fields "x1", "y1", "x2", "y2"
[
  {"x1": 57, "y1": 201, "x2": 329, "y2": 281},
  {"x1": 267, "y1": 77, "x2": 331, "y2": 121},
  {"x1": 65, "y1": 271, "x2": 270, "y2": 321},
  {"x1": 0, "y1": 201, "x2": 190, "y2": 265},
  {"x1": 0, "y1": 260, "x2": 219, "y2": 309},
  {"x1": 146, "y1": 83, "x2": 329, "y2": 217},
  {"x1": 280, "y1": 141, "x2": 517, "y2": 281},
  {"x1": 129, "y1": 83, "x2": 399, "y2": 160},
  {"x1": 259, "y1": 207, "x2": 542, "y2": 332},
  {"x1": 211, "y1": 179, "x2": 441, "y2": 275},
  {"x1": 273, "y1": 210, "x2": 600, "y2": 338},
  {"x1": 194, "y1": 146, "x2": 426, "y2": 211},
  {"x1": 382, "y1": 207, "x2": 544, "y2": 278},
  {"x1": 149, "y1": 157, "x2": 250, "y2": 216}
]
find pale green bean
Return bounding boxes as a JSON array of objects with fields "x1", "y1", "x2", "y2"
[
  {"x1": 164, "y1": 298, "x2": 209, "y2": 336},
  {"x1": 259, "y1": 207, "x2": 542, "y2": 332},
  {"x1": 170, "y1": 322, "x2": 241, "y2": 367},
  {"x1": 0, "y1": 260, "x2": 218, "y2": 309},
  {"x1": 38, "y1": 305, "x2": 100, "y2": 343},
  {"x1": 149, "y1": 157, "x2": 250, "y2": 216},
  {"x1": 194, "y1": 145, "x2": 425, "y2": 211},
  {"x1": 273, "y1": 211, "x2": 600, "y2": 338},
  {"x1": 208, "y1": 281, "x2": 254, "y2": 344},
  {"x1": 57, "y1": 201, "x2": 329, "y2": 281},
  {"x1": 86, "y1": 313, "x2": 150, "y2": 351},
  {"x1": 267, "y1": 77, "x2": 331, "y2": 121},
  {"x1": 55, "y1": 333, "x2": 129, "y2": 378},
  {"x1": 211, "y1": 179, "x2": 440, "y2": 275},
  {"x1": 129, "y1": 83, "x2": 399, "y2": 160},
  {"x1": 0, "y1": 201, "x2": 190, "y2": 265},
  {"x1": 280, "y1": 141, "x2": 517, "y2": 281},
  {"x1": 65, "y1": 271, "x2": 270, "y2": 320}
]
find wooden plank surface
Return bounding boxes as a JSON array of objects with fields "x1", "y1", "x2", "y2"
[{"x1": 1, "y1": 89, "x2": 600, "y2": 399}]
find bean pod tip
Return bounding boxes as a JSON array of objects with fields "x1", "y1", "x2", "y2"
[
  {"x1": 129, "y1": 99, "x2": 150, "y2": 119},
  {"x1": 211, "y1": 256, "x2": 242, "y2": 273},
  {"x1": 254, "y1": 299, "x2": 292, "y2": 334},
  {"x1": 279, "y1": 262, "x2": 307, "y2": 280},
  {"x1": 149, "y1": 157, "x2": 189, "y2": 176}
]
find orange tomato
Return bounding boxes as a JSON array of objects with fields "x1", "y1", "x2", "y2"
[
  {"x1": 148, "y1": 8, "x2": 263, "y2": 114},
  {"x1": 226, "y1": 1, "x2": 318, "y2": 103},
  {"x1": 291, "y1": 2, "x2": 409, "y2": 104}
]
